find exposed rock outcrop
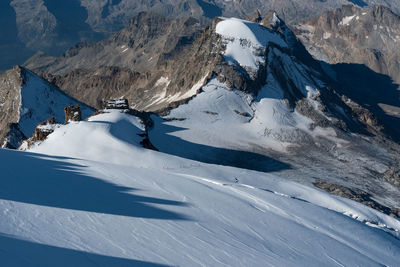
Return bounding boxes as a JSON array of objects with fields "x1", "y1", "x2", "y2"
[
  {"x1": 295, "y1": 5, "x2": 400, "y2": 85},
  {"x1": 32, "y1": 117, "x2": 56, "y2": 141},
  {"x1": 314, "y1": 180, "x2": 400, "y2": 218},
  {"x1": 64, "y1": 104, "x2": 82, "y2": 122}
]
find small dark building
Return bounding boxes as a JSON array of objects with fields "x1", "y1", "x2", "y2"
[{"x1": 105, "y1": 99, "x2": 129, "y2": 109}]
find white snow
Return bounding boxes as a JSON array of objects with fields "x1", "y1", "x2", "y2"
[
  {"x1": 216, "y1": 18, "x2": 287, "y2": 70},
  {"x1": 154, "y1": 76, "x2": 170, "y2": 88},
  {"x1": 339, "y1": 15, "x2": 356, "y2": 26},
  {"x1": 272, "y1": 12, "x2": 280, "y2": 26},
  {"x1": 323, "y1": 32, "x2": 332, "y2": 39},
  {"x1": 1, "y1": 109, "x2": 399, "y2": 266},
  {"x1": 16, "y1": 69, "x2": 93, "y2": 139},
  {"x1": 147, "y1": 74, "x2": 208, "y2": 108}
]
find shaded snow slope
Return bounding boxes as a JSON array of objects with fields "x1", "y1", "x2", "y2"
[
  {"x1": 1, "y1": 109, "x2": 398, "y2": 266},
  {"x1": 0, "y1": 66, "x2": 94, "y2": 148},
  {"x1": 18, "y1": 68, "x2": 94, "y2": 136}
]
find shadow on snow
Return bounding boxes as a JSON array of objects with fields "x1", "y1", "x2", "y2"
[
  {"x1": 0, "y1": 233, "x2": 168, "y2": 267},
  {"x1": 0, "y1": 149, "x2": 189, "y2": 220},
  {"x1": 149, "y1": 121, "x2": 291, "y2": 173}
]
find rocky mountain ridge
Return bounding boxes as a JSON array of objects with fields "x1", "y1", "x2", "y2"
[
  {"x1": 3, "y1": 0, "x2": 400, "y2": 71},
  {"x1": 294, "y1": 5, "x2": 400, "y2": 138}
]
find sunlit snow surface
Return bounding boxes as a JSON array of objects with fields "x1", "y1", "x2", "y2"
[
  {"x1": 0, "y1": 110, "x2": 399, "y2": 266},
  {"x1": 216, "y1": 17, "x2": 287, "y2": 70}
]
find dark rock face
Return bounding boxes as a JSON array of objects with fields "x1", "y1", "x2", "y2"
[
  {"x1": 35, "y1": 67, "x2": 143, "y2": 110},
  {"x1": 31, "y1": 117, "x2": 56, "y2": 142},
  {"x1": 295, "y1": 5, "x2": 400, "y2": 86},
  {"x1": 25, "y1": 13, "x2": 203, "y2": 74},
  {"x1": 294, "y1": 5, "x2": 400, "y2": 139},
  {"x1": 64, "y1": 105, "x2": 82, "y2": 122},
  {"x1": 24, "y1": 13, "x2": 207, "y2": 111},
  {"x1": 2, "y1": 123, "x2": 26, "y2": 149},
  {"x1": 0, "y1": 66, "x2": 24, "y2": 148}
]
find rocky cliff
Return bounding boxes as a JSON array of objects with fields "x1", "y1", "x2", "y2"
[{"x1": 294, "y1": 5, "x2": 400, "y2": 138}]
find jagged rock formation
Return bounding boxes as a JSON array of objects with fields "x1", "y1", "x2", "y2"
[
  {"x1": 19, "y1": 116, "x2": 58, "y2": 149},
  {"x1": 31, "y1": 117, "x2": 56, "y2": 141},
  {"x1": 3, "y1": 0, "x2": 400, "y2": 71},
  {"x1": 0, "y1": 65, "x2": 94, "y2": 148}
]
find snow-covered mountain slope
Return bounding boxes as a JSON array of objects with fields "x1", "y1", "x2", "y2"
[
  {"x1": 1, "y1": 109, "x2": 398, "y2": 266},
  {"x1": 0, "y1": 66, "x2": 94, "y2": 148}
]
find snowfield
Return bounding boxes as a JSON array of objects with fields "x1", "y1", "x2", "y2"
[{"x1": 0, "y1": 110, "x2": 399, "y2": 266}]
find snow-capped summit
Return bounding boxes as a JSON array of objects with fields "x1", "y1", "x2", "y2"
[{"x1": 216, "y1": 17, "x2": 287, "y2": 70}]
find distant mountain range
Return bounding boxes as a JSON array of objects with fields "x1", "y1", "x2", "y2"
[{"x1": 2, "y1": 0, "x2": 400, "y2": 71}]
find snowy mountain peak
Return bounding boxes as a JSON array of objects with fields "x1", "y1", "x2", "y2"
[{"x1": 216, "y1": 17, "x2": 287, "y2": 71}]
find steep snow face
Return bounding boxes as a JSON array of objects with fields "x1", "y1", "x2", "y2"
[
  {"x1": 2, "y1": 109, "x2": 400, "y2": 266},
  {"x1": 216, "y1": 17, "x2": 287, "y2": 70},
  {"x1": 18, "y1": 69, "x2": 94, "y2": 138}
]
